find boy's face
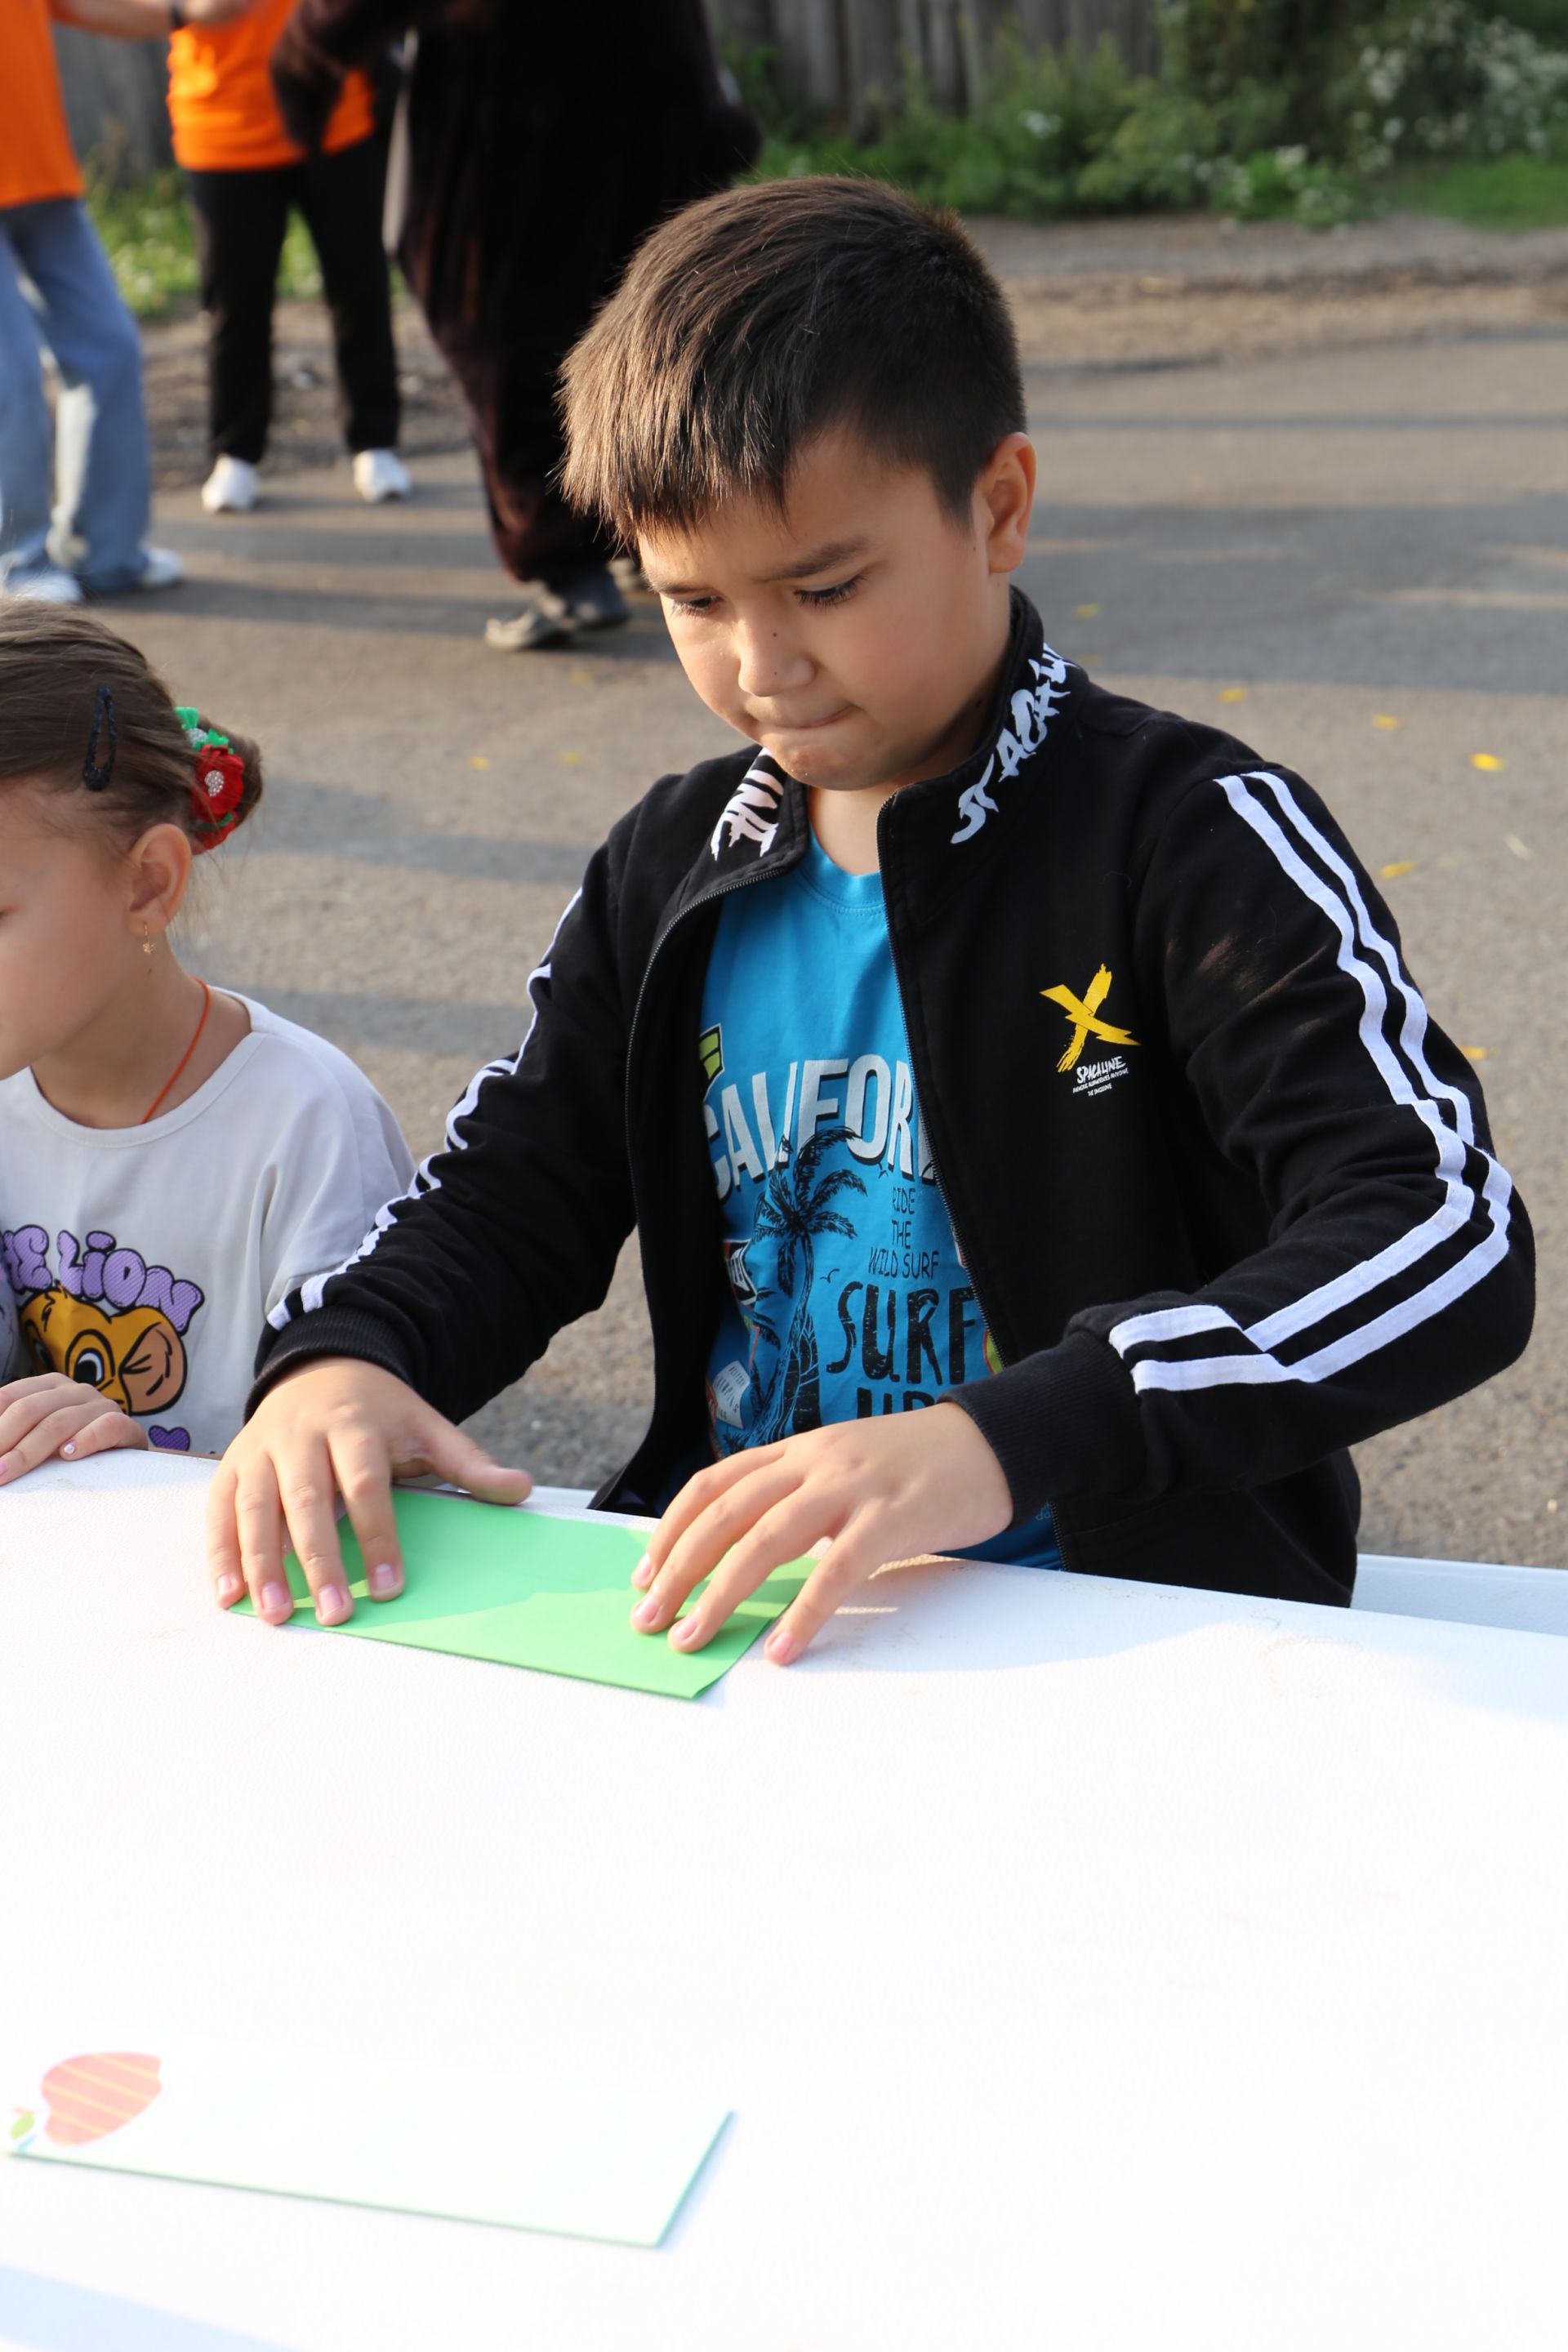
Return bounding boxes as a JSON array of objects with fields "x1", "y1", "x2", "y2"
[{"x1": 639, "y1": 428, "x2": 1035, "y2": 795}]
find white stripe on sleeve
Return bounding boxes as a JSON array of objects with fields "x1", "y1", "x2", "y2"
[
  {"x1": 1109, "y1": 774, "x2": 1512, "y2": 1394},
  {"x1": 270, "y1": 889, "x2": 583, "y2": 1329}
]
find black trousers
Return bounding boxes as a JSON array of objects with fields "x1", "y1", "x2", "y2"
[{"x1": 186, "y1": 136, "x2": 399, "y2": 466}]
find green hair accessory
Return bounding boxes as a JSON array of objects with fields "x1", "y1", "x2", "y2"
[
  {"x1": 174, "y1": 706, "x2": 246, "y2": 849},
  {"x1": 175, "y1": 704, "x2": 230, "y2": 753}
]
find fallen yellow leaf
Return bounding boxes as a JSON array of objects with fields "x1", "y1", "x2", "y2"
[
  {"x1": 468, "y1": 755, "x2": 491, "y2": 771},
  {"x1": 1504, "y1": 833, "x2": 1533, "y2": 861},
  {"x1": 568, "y1": 666, "x2": 595, "y2": 686},
  {"x1": 1380, "y1": 860, "x2": 1416, "y2": 879},
  {"x1": 1371, "y1": 714, "x2": 1401, "y2": 731},
  {"x1": 1470, "y1": 751, "x2": 1504, "y2": 772},
  {"x1": 1074, "y1": 603, "x2": 1102, "y2": 618},
  {"x1": 1219, "y1": 685, "x2": 1249, "y2": 703},
  {"x1": 1460, "y1": 1045, "x2": 1489, "y2": 1061},
  {"x1": 559, "y1": 750, "x2": 586, "y2": 766}
]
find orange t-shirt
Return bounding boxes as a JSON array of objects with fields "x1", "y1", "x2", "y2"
[
  {"x1": 168, "y1": 0, "x2": 376, "y2": 172},
  {"x1": 0, "y1": 0, "x2": 84, "y2": 209}
]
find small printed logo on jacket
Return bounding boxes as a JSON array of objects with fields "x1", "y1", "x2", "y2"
[{"x1": 1041, "y1": 964, "x2": 1138, "y2": 1091}]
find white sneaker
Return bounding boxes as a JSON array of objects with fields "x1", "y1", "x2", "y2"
[
  {"x1": 1, "y1": 565, "x2": 83, "y2": 604},
  {"x1": 132, "y1": 546, "x2": 185, "y2": 590},
  {"x1": 202, "y1": 456, "x2": 259, "y2": 514},
  {"x1": 353, "y1": 448, "x2": 412, "y2": 503}
]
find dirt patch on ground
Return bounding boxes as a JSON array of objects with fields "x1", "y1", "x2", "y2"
[{"x1": 1008, "y1": 270, "x2": 1568, "y2": 372}]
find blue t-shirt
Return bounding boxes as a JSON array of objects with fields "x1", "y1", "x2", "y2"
[{"x1": 700, "y1": 829, "x2": 1061, "y2": 1570}]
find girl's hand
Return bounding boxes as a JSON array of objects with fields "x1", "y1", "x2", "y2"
[
  {"x1": 0, "y1": 1374, "x2": 149, "y2": 1486},
  {"x1": 628, "y1": 1401, "x2": 1014, "y2": 1665}
]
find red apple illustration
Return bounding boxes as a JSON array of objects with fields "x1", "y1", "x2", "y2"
[{"x1": 41, "y1": 2053, "x2": 162, "y2": 2145}]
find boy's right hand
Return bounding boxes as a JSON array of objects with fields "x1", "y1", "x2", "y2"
[{"x1": 207, "y1": 1358, "x2": 531, "y2": 1629}]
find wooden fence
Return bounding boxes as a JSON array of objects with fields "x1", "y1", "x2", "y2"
[
  {"x1": 53, "y1": 25, "x2": 172, "y2": 179},
  {"x1": 709, "y1": 0, "x2": 1158, "y2": 118}
]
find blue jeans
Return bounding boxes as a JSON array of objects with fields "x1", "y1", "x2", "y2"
[{"x1": 0, "y1": 196, "x2": 153, "y2": 593}]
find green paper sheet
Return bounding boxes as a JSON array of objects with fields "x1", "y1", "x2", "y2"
[
  {"x1": 8, "y1": 2037, "x2": 727, "y2": 2246},
  {"x1": 236, "y1": 1489, "x2": 808, "y2": 1698}
]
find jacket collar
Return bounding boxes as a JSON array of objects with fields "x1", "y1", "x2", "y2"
[
  {"x1": 880, "y1": 591, "x2": 1080, "y2": 866},
  {"x1": 682, "y1": 590, "x2": 1080, "y2": 910}
]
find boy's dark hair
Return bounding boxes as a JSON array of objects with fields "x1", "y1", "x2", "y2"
[
  {"x1": 560, "y1": 176, "x2": 1027, "y2": 538},
  {"x1": 0, "y1": 605, "x2": 262, "y2": 853}
]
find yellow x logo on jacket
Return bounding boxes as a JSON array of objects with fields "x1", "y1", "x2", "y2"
[{"x1": 1040, "y1": 964, "x2": 1138, "y2": 1074}]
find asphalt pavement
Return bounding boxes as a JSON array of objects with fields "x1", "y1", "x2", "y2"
[{"x1": 105, "y1": 238, "x2": 1566, "y2": 1568}]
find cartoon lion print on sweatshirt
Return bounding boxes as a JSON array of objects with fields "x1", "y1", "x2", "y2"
[{"x1": 2, "y1": 1223, "x2": 203, "y2": 1450}]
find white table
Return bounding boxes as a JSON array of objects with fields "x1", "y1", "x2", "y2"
[{"x1": 2, "y1": 1452, "x2": 1566, "y2": 2352}]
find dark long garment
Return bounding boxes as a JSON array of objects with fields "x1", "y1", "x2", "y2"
[
  {"x1": 271, "y1": 0, "x2": 758, "y2": 582},
  {"x1": 186, "y1": 135, "x2": 399, "y2": 465}
]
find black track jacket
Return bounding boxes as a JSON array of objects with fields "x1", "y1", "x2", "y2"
[{"x1": 254, "y1": 595, "x2": 1534, "y2": 1606}]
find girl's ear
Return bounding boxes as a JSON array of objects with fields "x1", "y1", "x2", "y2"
[
  {"x1": 977, "y1": 431, "x2": 1036, "y2": 577},
  {"x1": 125, "y1": 822, "x2": 194, "y2": 942}
]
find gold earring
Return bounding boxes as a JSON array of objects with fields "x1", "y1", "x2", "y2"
[{"x1": 142, "y1": 924, "x2": 153, "y2": 958}]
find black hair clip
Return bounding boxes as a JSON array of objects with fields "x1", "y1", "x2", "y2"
[{"x1": 82, "y1": 684, "x2": 118, "y2": 791}]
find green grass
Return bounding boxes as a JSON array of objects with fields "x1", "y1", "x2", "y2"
[
  {"x1": 1383, "y1": 155, "x2": 1568, "y2": 229},
  {"x1": 87, "y1": 168, "x2": 324, "y2": 320}
]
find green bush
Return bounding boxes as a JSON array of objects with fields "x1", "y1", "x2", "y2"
[
  {"x1": 754, "y1": 32, "x2": 1368, "y2": 224},
  {"x1": 746, "y1": 2, "x2": 1568, "y2": 224},
  {"x1": 1334, "y1": 2, "x2": 1568, "y2": 167}
]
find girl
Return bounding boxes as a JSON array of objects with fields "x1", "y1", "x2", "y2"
[{"x1": 0, "y1": 606, "x2": 413, "y2": 1532}]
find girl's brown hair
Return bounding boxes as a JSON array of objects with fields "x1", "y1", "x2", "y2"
[{"x1": 0, "y1": 605, "x2": 262, "y2": 852}]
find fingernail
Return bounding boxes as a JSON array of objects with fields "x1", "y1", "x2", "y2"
[
  {"x1": 216, "y1": 1570, "x2": 243, "y2": 1604},
  {"x1": 670, "y1": 1615, "x2": 702, "y2": 1650},
  {"x1": 766, "y1": 1627, "x2": 796, "y2": 1665},
  {"x1": 631, "y1": 1553, "x2": 653, "y2": 1589},
  {"x1": 0, "y1": 1455, "x2": 13, "y2": 1485},
  {"x1": 368, "y1": 1563, "x2": 400, "y2": 1598},
  {"x1": 316, "y1": 1584, "x2": 350, "y2": 1625},
  {"x1": 630, "y1": 1594, "x2": 661, "y2": 1629},
  {"x1": 60, "y1": 1441, "x2": 77, "y2": 1458},
  {"x1": 261, "y1": 1581, "x2": 292, "y2": 1620}
]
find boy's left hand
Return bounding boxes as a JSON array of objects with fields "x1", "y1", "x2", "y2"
[
  {"x1": 0, "y1": 1374, "x2": 148, "y2": 1486},
  {"x1": 630, "y1": 1401, "x2": 1013, "y2": 1664}
]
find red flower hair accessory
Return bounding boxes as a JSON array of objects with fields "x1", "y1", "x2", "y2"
[{"x1": 175, "y1": 706, "x2": 246, "y2": 852}]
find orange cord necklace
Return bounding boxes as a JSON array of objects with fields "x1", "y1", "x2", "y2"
[{"x1": 140, "y1": 979, "x2": 212, "y2": 1125}]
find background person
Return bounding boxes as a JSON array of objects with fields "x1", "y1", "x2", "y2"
[
  {"x1": 0, "y1": 0, "x2": 230, "y2": 603},
  {"x1": 170, "y1": 0, "x2": 411, "y2": 514},
  {"x1": 268, "y1": 0, "x2": 758, "y2": 650}
]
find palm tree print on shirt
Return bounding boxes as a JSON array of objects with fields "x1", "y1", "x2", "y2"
[{"x1": 740, "y1": 1127, "x2": 866, "y2": 1443}]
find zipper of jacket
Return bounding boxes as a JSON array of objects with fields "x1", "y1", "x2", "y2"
[
  {"x1": 602, "y1": 857, "x2": 796, "y2": 1508},
  {"x1": 909, "y1": 1101, "x2": 1084, "y2": 1575},
  {"x1": 617, "y1": 833, "x2": 1082, "y2": 1577},
  {"x1": 625, "y1": 860, "x2": 789, "y2": 1090},
  {"x1": 877, "y1": 819, "x2": 1083, "y2": 1577}
]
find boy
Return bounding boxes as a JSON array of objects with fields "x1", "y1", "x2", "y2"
[{"x1": 204, "y1": 178, "x2": 1533, "y2": 1658}]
